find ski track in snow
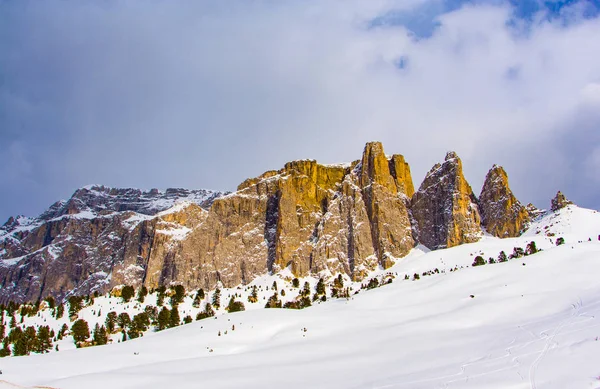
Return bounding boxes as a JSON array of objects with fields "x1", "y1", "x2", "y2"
[{"x1": 369, "y1": 295, "x2": 600, "y2": 389}]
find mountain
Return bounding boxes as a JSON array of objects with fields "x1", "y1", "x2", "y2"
[
  {"x1": 0, "y1": 142, "x2": 551, "y2": 303},
  {"x1": 1, "y1": 204, "x2": 600, "y2": 389},
  {"x1": 478, "y1": 165, "x2": 531, "y2": 237},
  {"x1": 0, "y1": 187, "x2": 223, "y2": 303},
  {"x1": 411, "y1": 151, "x2": 483, "y2": 249}
]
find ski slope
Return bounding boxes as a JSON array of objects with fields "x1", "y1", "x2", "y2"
[{"x1": 1, "y1": 205, "x2": 600, "y2": 389}]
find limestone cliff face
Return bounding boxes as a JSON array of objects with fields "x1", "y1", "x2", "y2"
[
  {"x1": 0, "y1": 188, "x2": 222, "y2": 303},
  {"x1": 411, "y1": 152, "x2": 482, "y2": 250},
  {"x1": 157, "y1": 142, "x2": 415, "y2": 292},
  {"x1": 2, "y1": 143, "x2": 549, "y2": 303},
  {"x1": 478, "y1": 165, "x2": 530, "y2": 237},
  {"x1": 359, "y1": 143, "x2": 415, "y2": 268},
  {"x1": 0, "y1": 142, "x2": 419, "y2": 302}
]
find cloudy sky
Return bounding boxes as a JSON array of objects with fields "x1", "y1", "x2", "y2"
[{"x1": 1, "y1": 0, "x2": 600, "y2": 222}]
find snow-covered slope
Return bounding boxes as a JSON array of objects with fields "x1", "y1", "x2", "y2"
[{"x1": 1, "y1": 206, "x2": 600, "y2": 389}]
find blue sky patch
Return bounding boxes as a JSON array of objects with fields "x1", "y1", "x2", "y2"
[{"x1": 370, "y1": 0, "x2": 600, "y2": 38}]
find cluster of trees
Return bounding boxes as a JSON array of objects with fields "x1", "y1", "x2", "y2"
[
  {"x1": 472, "y1": 241, "x2": 541, "y2": 268},
  {"x1": 331, "y1": 274, "x2": 350, "y2": 298},
  {"x1": 1, "y1": 320, "x2": 54, "y2": 357}
]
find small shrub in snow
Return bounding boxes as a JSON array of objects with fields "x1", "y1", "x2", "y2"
[
  {"x1": 472, "y1": 256, "x2": 486, "y2": 267},
  {"x1": 226, "y1": 297, "x2": 245, "y2": 313},
  {"x1": 526, "y1": 241, "x2": 538, "y2": 255},
  {"x1": 497, "y1": 251, "x2": 508, "y2": 263}
]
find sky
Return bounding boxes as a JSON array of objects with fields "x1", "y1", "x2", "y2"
[{"x1": 1, "y1": 0, "x2": 600, "y2": 222}]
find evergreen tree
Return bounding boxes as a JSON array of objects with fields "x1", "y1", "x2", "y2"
[
  {"x1": 105, "y1": 311, "x2": 118, "y2": 333},
  {"x1": 68, "y1": 296, "x2": 84, "y2": 319},
  {"x1": 192, "y1": 289, "x2": 205, "y2": 308},
  {"x1": 22, "y1": 326, "x2": 37, "y2": 354},
  {"x1": 130, "y1": 312, "x2": 150, "y2": 336},
  {"x1": 556, "y1": 237, "x2": 565, "y2": 246},
  {"x1": 171, "y1": 285, "x2": 186, "y2": 306},
  {"x1": 272, "y1": 281, "x2": 278, "y2": 290},
  {"x1": 0, "y1": 338, "x2": 10, "y2": 357},
  {"x1": 36, "y1": 325, "x2": 53, "y2": 353},
  {"x1": 301, "y1": 282, "x2": 311, "y2": 297},
  {"x1": 9, "y1": 314, "x2": 16, "y2": 328},
  {"x1": 265, "y1": 292, "x2": 282, "y2": 309},
  {"x1": 226, "y1": 296, "x2": 245, "y2": 313},
  {"x1": 196, "y1": 303, "x2": 215, "y2": 321},
  {"x1": 292, "y1": 278, "x2": 300, "y2": 288},
  {"x1": 510, "y1": 247, "x2": 525, "y2": 259},
  {"x1": 248, "y1": 286, "x2": 259, "y2": 303},
  {"x1": 55, "y1": 303, "x2": 64, "y2": 319},
  {"x1": 71, "y1": 319, "x2": 90, "y2": 345},
  {"x1": 498, "y1": 251, "x2": 508, "y2": 263},
  {"x1": 526, "y1": 241, "x2": 538, "y2": 255},
  {"x1": 144, "y1": 305, "x2": 158, "y2": 322},
  {"x1": 169, "y1": 305, "x2": 180, "y2": 328},
  {"x1": 58, "y1": 323, "x2": 69, "y2": 340},
  {"x1": 316, "y1": 278, "x2": 326, "y2": 295},
  {"x1": 93, "y1": 324, "x2": 108, "y2": 346},
  {"x1": 13, "y1": 335, "x2": 28, "y2": 356},
  {"x1": 366, "y1": 278, "x2": 379, "y2": 289},
  {"x1": 472, "y1": 256, "x2": 486, "y2": 267},
  {"x1": 117, "y1": 312, "x2": 131, "y2": 331},
  {"x1": 137, "y1": 286, "x2": 148, "y2": 303},
  {"x1": 45, "y1": 296, "x2": 56, "y2": 309},
  {"x1": 212, "y1": 288, "x2": 221, "y2": 310},
  {"x1": 157, "y1": 307, "x2": 171, "y2": 331},
  {"x1": 183, "y1": 315, "x2": 193, "y2": 324},
  {"x1": 121, "y1": 285, "x2": 135, "y2": 302},
  {"x1": 333, "y1": 274, "x2": 344, "y2": 289},
  {"x1": 156, "y1": 285, "x2": 166, "y2": 306}
]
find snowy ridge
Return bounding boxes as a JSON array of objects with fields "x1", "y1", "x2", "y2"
[{"x1": 0, "y1": 186, "x2": 223, "y2": 259}]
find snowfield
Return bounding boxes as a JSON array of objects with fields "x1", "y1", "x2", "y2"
[{"x1": 1, "y1": 205, "x2": 600, "y2": 389}]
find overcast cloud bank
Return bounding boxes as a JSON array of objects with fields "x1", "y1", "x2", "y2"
[{"x1": 1, "y1": 0, "x2": 599, "y2": 221}]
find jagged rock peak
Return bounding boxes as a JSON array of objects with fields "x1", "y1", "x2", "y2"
[
  {"x1": 359, "y1": 141, "x2": 415, "y2": 197},
  {"x1": 445, "y1": 151, "x2": 459, "y2": 161},
  {"x1": 39, "y1": 185, "x2": 223, "y2": 220},
  {"x1": 479, "y1": 165, "x2": 530, "y2": 238},
  {"x1": 357, "y1": 142, "x2": 415, "y2": 268},
  {"x1": 551, "y1": 191, "x2": 573, "y2": 212},
  {"x1": 360, "y1": 141, "x2": 397, "y2": 193},
  {"x1": 411, "y1": 151, "x2": 482, "y2": 250}
]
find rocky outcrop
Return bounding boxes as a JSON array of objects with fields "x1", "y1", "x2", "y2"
[
  {"x1": 551, "y1": 191, "x2": 573, "y2": 212},
  {"x1": 2, "y1": 142, "x2": 553, "y2": 303},
  {"x1": 0, "y1": 142, "x2": 420, "y2": 302},
  {"x1": 0, "y1": 188, "x2": 222, "y2": 303},
  {"x1": 359, "y1": 142, "x2": 415, "y2": 268},
  {"x1": 478, "y1": 165, "x2": 530, "y2": 237},
  {"x1": 411, "y1": 152, "x2": 482, "y2": 250}
]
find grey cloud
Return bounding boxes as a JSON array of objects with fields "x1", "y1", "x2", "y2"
[{"x1": 1, "y1": 0, "x2": 599, "y2": 222}]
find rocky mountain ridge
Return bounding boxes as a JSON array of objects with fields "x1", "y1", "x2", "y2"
[{"x1": 0, "y1": 142, "x2": 563, "y2": 303}]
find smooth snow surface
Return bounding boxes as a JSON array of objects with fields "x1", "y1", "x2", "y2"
[{"x1": 2, "y1": 206, "x2": 600, "y2": 388}]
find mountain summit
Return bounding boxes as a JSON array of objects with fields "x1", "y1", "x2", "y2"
[{"x1": 0, "y1": 142, "x2": 558, "y2": 303}]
